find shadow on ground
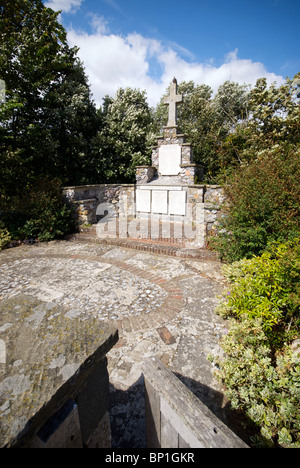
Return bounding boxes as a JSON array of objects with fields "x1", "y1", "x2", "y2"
[{"x1": 109, "y1": 372, "x2": 254, "y2": 448}]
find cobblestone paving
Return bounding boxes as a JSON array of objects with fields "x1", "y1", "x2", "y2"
[
  {"x1": 0, "y1": 240, "x2": 233, "y2": 448},
  {"x1": 0, "y1": 257, "x2": 168, "y2": 321}
]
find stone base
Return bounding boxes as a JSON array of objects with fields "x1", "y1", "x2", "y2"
[{"x1": 86, "y1": 412, "x2": 112, "y2": 448}]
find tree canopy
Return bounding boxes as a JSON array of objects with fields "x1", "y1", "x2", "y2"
[
  {"x1": 92, "y1": 88, "x2": 153, "y2": 184},
  {"x1": 0, "y1": 0, "x2": 98, "y2": 203}
]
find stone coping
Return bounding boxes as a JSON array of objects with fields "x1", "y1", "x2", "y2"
[
  {"x1": 135, "y1": 166, "x2": 157, "y2": 169},
  {"x1": 0, "y1": 295, "x2": 118, "y2": 447},
  {"x1": 63, "y1": 183, "x2": 223, "y2": 190},
  {"x1": 72, "y1": 198, "x2": 96, "y2": 204},
  {"x1": 63, "y1": 184, "x2": 136, "y2": 190},
  {"x1": 143, "y1": 357, "x2": 249, "y2": 448}
]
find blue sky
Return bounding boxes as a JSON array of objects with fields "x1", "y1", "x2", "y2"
[{"x1": 44, "y1": 0, "x2": 300, "y2": 106}]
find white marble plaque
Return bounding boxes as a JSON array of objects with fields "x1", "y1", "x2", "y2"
[
  {"x1": 169, "y1": 191, "x2": 186, "y2": 216},
  {"x1": 158, "y1": 144, "x2": 181, "y2": 176},
  {"x1": 152, "y1": 190, "x2": 168, "y2": 214},
  {"x1": 136, "y1": 189, "x2": 151, "y2": 212}
]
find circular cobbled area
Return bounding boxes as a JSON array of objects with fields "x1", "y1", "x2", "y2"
[
  {"x1": 0, "y1": 242, "x2": 186, "y2": 335},
  {"x1": 0, "y1": 257, "x2": 169, "y2": 322}
]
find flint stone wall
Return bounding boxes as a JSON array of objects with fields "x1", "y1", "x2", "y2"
[
  {"x1": 63, "y1": 184, "x2": 225, "y2": 242},
  {"x1": 64, "y1": 184, "x2": 136, "y2": 225}
]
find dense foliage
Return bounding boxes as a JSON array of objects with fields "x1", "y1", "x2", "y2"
[
  {"x1": 0, "y1": 177, "x2": 75, "y2": 244},
  {"x1": 215, "y1": 316, "x2": 300, "y2": 448},
  {"x1": 0, "y1": 0, "x2": 153, "y2": 242},
  {"x1": 0, "y1": 0, "x2": 98, "y2": 241},
  {"x1": 0, "y1": 0, "x2": 98, "y2": 192},
  {"x1": 211, "y1": 75, "x2": 300, "y2": 445},
  {"x1": 210, "y1": 73, "x2": 300, "y2": 262},
  {"x1": 92, "y1": 88, "x2": 153, "y2": 183},
  {"x1": 213, "y1": 239, "x2": 300, "y2": 447},
  {"x1": 217, "y1": 239, "x2": 300, "y2": 345},
  {"x1": 211, "y1": 146, "x2": 300, "y2": 262},
  {"x1": 0, "y1": 221, "x2": 11, "y2": 249}
]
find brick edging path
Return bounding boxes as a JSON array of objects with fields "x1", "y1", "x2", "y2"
[
  {"x1": 0, "y1": 245, "x2": 186, "y2": 337},
  {"x1": 67, "y1": 253, "x2": 186, "y2": 336}
]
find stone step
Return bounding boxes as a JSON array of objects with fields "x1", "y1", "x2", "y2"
[
  {"x1": 66, "y1": 231, "x2": 219, "y2": 261},
  {"x1": 77, "y1": 223, "x2": 199, "y2": 244},
  {"x1": 77, "y1": 229, "x2": 185, "y2": 245}
]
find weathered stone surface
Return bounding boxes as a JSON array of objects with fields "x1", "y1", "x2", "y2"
[
  {"x1": 0, "y1": 290, "x2": 118, "y2": 447},
  {"x1": 143, "y1": 357, "x2": 249, "y2": 448},
  {"x1": 63, "y1": 184, "x2": 136, "y2": 226},
  {"x1": 136, "y1": 167, "x2": 157, "y2": 185},
  {"x1": 163, "y1": 78, "x2": 183, "y2": 127}
]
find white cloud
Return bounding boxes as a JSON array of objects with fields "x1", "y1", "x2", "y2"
[
  {"x1": 45, "y1": 0, "x2": 84, "y2": 14},
  {"x1": 87, "y1": 13, "x2": 110, "y2": 34},
  {"x1": 67, "y1": 24, "x2": 284, "y2": 108}
]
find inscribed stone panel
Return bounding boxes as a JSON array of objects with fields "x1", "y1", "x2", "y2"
[
  {"x1": 152, "y1": 191, "x2": 168, "y2": 214},
  {"x1": 136, "y1": 189, "x2": 151, "y2": 212},
  {"x1": 158, "y1": 145, "x2": 181, "y2": 176},
  {"x1": 169, "y1": 191, "x2": 186, "y2": 216}
]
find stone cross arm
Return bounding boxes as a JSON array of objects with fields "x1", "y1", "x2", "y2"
[{"x1": 163, "y1": 78, "x2": 183, "y2": 127}]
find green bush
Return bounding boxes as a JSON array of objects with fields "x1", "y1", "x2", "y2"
[
  {"x1": 217, "y1": 239, "x2": 300, "y2": 346},
  {"x1": 211, "y1": 147, "x2": 300, "y2": 262},
  {"x1": 0, "y1": 178, "x2": 74, "y2": 243},
  {"x1": 213, "y1": 239, "x2": 300, "y2": 447},
  {"x1": 216, "y1": 317, "x2": 300, "y2": 448},
  {"x1": 0, "y1": 222, "x2": 12, "y2": 250}
]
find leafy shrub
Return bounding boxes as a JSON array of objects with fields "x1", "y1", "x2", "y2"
[
  {"x1": 217, "y1": 239, "x2": 300, "y2": 345},
  {"x1": 1, "y1": 178, "x2": 74, "y2": 242},
  {"x1": 216, "y1": 317, "x2": 300, "y2": 448},
  {"x1": 213, "y1": 239, "x2": 300, "y2": 446},
  {"x1": 211, "y1": 147, "x2": 300, "y2": 262},
  {"x1": 0, "y1": 222, "x2": 12, "y2": 250}
]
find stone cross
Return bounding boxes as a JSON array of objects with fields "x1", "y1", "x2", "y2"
[{"x1": 163, "y1": 78, "x2": 183, "y2": 127}]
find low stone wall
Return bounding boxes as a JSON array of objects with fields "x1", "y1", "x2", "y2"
[
  {"x1": 204, "y1": 185, "x2": 227, "y2": 237},
  {"x1": 64, "y1": 184, "x2": 136, "y2": 225},
  {"x1": 63, "y1": 184, "x2": 225, "y2": 245},
  {"x1": 142, "y1": 357, "x2": 248, "y2": 449}
]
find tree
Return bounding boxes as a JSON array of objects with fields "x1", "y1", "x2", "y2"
[
  {"x1": 211, "y1": 73, "x2": 300, "y2": 262},
  {"x1": 93, "y1": 88, "x2": 153, "y2": 183},
  {"x1": 0, "y1": 0, "x2": 99, "y2": 241},
  {"x1": 219, "y1": 73, "x2": 300, "y2": 168},
  {"x1": 0, "y1": 0, "x2": 98, "y2": 204}
]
